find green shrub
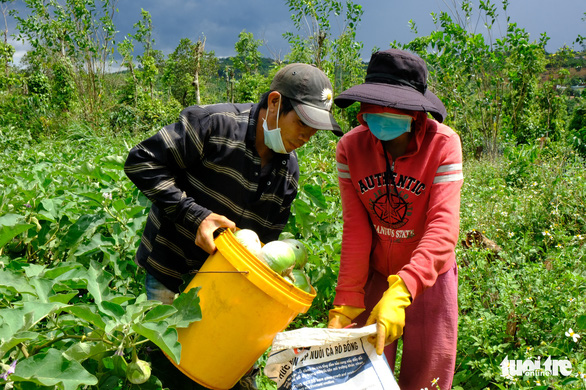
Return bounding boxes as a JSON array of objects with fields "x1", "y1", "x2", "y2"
[
  {"x1": 456, "y1": 143, "x2": 586, "y2": 389},
  {"x1": 51, "y1": 58, "x2": 77, "y2": 112},
  {"x1": 109, "y1": 88, "x2": 182, "y2": 135},
  {"x1": 26, "y1": 72, "x2": 50, "y2": 96},
  {"x1": 569, "y1": 101, "x2": 586, "y2": 157}
]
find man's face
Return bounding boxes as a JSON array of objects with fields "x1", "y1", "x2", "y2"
[{"x1": 277, "y1": 109, "x2": 318, "y2": 152}]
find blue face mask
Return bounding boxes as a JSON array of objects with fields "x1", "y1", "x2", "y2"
[{"x1": 363, "y1": 112, "x2": 413, "y2": 141}]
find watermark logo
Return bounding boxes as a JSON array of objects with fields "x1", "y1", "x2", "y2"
[{"x1": 501, "y1": 356, "x2": 572, "y2": 377}]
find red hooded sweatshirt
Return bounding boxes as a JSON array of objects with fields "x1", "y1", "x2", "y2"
[{"x1": 334, "y1": 106, "x2": 463, "y2": 306}]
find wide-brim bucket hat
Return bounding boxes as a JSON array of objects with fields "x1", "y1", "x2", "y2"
[{"x1": 334, "y1": 49, "x2": 447, "y2": 123}]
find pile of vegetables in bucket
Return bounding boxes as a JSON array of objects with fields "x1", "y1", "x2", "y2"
[{"x1": 233, "y1": 229, "x2": 312, "y2": 293}]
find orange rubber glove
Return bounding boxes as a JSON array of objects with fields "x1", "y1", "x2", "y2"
[
  {"x1": 366, "y1": 275, "x2": 411, "y2": 355},
  {"x1": 327, "y1": 305, "x2": 365, "y2": 329}
]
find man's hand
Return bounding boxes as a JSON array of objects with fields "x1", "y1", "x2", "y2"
[{"x1": 195, "y1": 213, "x2": 236, "y2": 254}]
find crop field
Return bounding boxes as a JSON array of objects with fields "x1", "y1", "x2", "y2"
[
  {"x1": 1, "y1": 128, "x2": 585, "y2": 389},
  {"x1": 1, "y1": 0, "x2": 585, "y2": 388}
]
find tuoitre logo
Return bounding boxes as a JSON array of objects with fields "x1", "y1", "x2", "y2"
[{"x1": 500, "y1": 356, "x2": 572, "y2": 377}]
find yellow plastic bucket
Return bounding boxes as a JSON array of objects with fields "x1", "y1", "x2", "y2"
[{"x1": 168, "y1": 229, "x2": 316, "y2": 389}]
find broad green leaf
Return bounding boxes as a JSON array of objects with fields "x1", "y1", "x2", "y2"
[
  {"x1": 0, "y1": 223, "x2": 33, "y2": 244},
  {"x1": 577, "y1": 314, "x2": 586, "y2": 330},
  {"x1": 23, "y1": 264, "x2": 46, "y2": 278},
  {"x1": 0, "y1": 311, "x2": 25, "y2": 339},
  {"x1": 0, "y1": 269, "x2": 36, "y2": 296},
  {"x1": 63, "y1": 341, "x2": 109, "y2": 362},
  {"x1": 0, "y1": 212, "x2": 34, "y2": 248},
  {"x1": 561, "y1": 377, "x2": 578, "y2": 385},
  {"x1": 62, "y1": 305, "x2": 107, "y2": 330},
  {"x1": 53, "y1": 279, "x2": 88, "y2": 292},
  {"x1": 132, "y1": 322, "x2": 181, "y2": 364},
  {"x1": 101, "y1": 155, "x2": 126, "y2": 169},
  {"x1": 74, "y1": 161, "x2": 115, "y2": 183},
  {"x1": 101, "y1": 246, "x2": 122, "y2": 275},
  {"x1": 168, "y1": 287, "x2": 202, "y2": 328},
  {"x1": 102, "y1": 354, "x2": 128, "y2": 377},
  {"x1": 12, "y1": 348, "x2": 98, "y2": 390},
  {"x1": 101, "y1": 300, "x2": 125, "y2": 318},
  {"x1": 120, "y1": 299, "x2": 160, "y2": 324},
  {"x1": 48, "y1": 291, "x2": 78, "y2": 304},
  {"x1": 143, "y1": 304, "x2": 178, "y2": 323},
  {"x1": 99, "y1": 170, "x2": 122, "y2": 183},
  {"x1": 0, "y1": 213, "x2": 26, "y2": 227},
  {"x1": 109, "y1": 296, "x2": 135, "y2": 305},
  {"x1": 39, "y1": 198, "x2": 62, "y2": 221},
  {"x1": 125, "y1": 205, "x2": 147, "y2": 219},
  {"x1": 112, "y1": 198, "x2": 126, "y2": 212},
  {"x1": 302, "y1": 184, "x2": 328, "y2": 209},
  {"x1": 61, "y1": 214, "x2": 105, "y2": 249},
  {"x1": 99, "y1": 374, "x2": 125, "y2": 389},
  {"x1": 74, "y1": 232, "x2": 115, "y2": 256},
  {"x1": 52, "y1": 266, "x2": 90, "y2": 291},
  {"x1": 30, "y1": 278, "x2": 54, "y2": 303},
  {"x1": 78, "y1": 192, "x2": 106, "y2": 205},
  {"x1": 43, "y1": 262, "x2": 84, "y2": 280},
  {"x1": 73, "y1": 161, "x2": 99, "y2": 178},
  {"x1": 85, "y1": 263, "x2": 113, "y2": 307},
  {"x1": 21, "y1": 301, "x2": 66, "y2": 330},
  {"x1": 0, "y1": 331, "x2": 38, "y2": 360},
  {"x1": 292, "y1": 198, "x2": 315, "y2": 232}
]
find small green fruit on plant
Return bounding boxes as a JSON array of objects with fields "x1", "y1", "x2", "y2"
[{"x1": 127, "y1": 352, "x2": 152, "y2": 385}]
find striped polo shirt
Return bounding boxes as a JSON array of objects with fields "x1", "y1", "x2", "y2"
[{"x1": 125, "y1": 103, "x2": 299, "y2": 292}]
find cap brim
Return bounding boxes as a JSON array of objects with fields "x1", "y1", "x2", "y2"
[
  {"x1": 334, "y1": 82, "x2": 446, "y2": 123},
  {"x1": 292, "y1": 101, "x2": 343, "y2": 137}
]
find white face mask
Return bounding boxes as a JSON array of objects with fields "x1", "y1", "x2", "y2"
[{"x1": 263, "y1": 96, "x2": 288, "y2": 154}]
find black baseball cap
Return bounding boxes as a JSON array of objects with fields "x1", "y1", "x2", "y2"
[{"x1": 271, "y1": 63, "x2": 343, "y2": 136}]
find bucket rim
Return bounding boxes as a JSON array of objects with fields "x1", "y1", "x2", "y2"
[{"x1": 215, "y1": 229, "x2": 316, "y2": 312}]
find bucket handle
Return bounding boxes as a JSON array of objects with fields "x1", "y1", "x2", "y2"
[{"x1": 190, "y1": 270, "x2": 250, "y2": 275}]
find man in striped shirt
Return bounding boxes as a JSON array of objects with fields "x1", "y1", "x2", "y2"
[
  {"x1": 125, "y1": 64, "x2": 340, "y2": 389},
  {"x1": 125, "y1": 63, "x2": 341, "y2": 300}
]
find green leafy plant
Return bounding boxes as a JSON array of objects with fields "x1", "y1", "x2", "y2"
[
  {"x1": 0, "y1": 132, "x2": 203, "y2": 389},
  {"x1": 455, "y1": 142, "x2": 586, "y2": 389},
  {"x1": 0, "y1": 260, "x2": 201, "y2": 389},
  {"x1": 395, "y1": 0, "x2": 564, "y2": 159},
  {"x1": 569, "y1": 101, "x2": 586, "y2": 157},
  {"x1": 283, "y1": 131, "x2": 342, "y2": 328}
]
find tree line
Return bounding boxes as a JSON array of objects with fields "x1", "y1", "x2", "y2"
[{"x1": 0, "y1": 0, "x2": 585, "y2": 159}]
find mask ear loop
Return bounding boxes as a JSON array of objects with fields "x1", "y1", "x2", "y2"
[
  {"x1": 264, "y1": 94, "x2": 282, "y2": 129},
  {"x1": 275, "y1": 94, "x2": 281, "y2": 129}
]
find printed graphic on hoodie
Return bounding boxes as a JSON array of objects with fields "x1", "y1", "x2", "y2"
[
  {"x1": 356, "y1": 170, "x2": 427, "y2": 236},
  {"x1": 369, "y1": 188, "x2": 412, "y2": 229}
]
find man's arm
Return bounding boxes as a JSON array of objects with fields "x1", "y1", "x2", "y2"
[{"x1": 124, "y1": 111, "x2": 234, "y2": 252}]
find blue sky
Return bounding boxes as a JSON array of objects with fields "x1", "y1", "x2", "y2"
[{"x1": 3, "y1": 0, "x2": 585, "y2": 65}]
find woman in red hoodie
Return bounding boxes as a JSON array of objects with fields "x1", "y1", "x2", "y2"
[{"x1": 328, "y1": 49, "x2": 463, "y2": 390}]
